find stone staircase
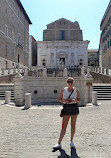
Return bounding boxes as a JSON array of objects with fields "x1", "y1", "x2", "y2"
[
  {"x1": 93, "y1": 83, "x2": 111, "y2": 100},
  {"x1": 0, "y1": 84, "x2": 14, "y2": 101}
]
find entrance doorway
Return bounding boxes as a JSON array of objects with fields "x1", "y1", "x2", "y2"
[
  {"x1": 18, "y1": 54, "x2": 20, "y2": 64},
  {"x1": 60, "y1": 58, "x2": 65, "y2": 64}
]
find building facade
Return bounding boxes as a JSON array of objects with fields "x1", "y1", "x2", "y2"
[
  {"x1": 100, "y1": 0, "x2": 111, "y2": 69},
  {"x1": 29, "y1": 35, "x2": 37, "y2": 66},
  {"x1": 88, "y1": 49, "x2": 99, "y2": 67},
  {"x1": 37, "y1": 18, "x2": 89, "y2": 68},
  {"x1": 0, "y1": 0, "x2": 32, "y2": 69}
]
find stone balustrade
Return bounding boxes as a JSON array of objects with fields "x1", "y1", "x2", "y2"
[
  {"x1": 0, "y1": 68, "x2": 25, "y2": 76},
  {"x1": 0, "y1": 66, "x2": 93, "y2": 78},
  {"x1": 92, "y1": 67, "x2": 111, "y2": 76}
]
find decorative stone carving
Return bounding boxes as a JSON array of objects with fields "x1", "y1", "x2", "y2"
[
  {"x1": 59, "y1": 60, "x2": 64, "y2": 70},
  {"x1": 85, "y1": 67, "x2": 92, "y2": 78},
  {"x1": 43, "y1": 68, "x2": 47, "y2": 77},
  {"x1": 81, "y1": 66, "x2": 85, "y2": 76}
]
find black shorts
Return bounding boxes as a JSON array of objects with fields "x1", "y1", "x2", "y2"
[{"x1": 63, "y1": 103, "x2": 79, "y2": 116}]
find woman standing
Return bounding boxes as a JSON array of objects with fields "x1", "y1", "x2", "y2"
[{"x1": 53, "y1": 77, "x2": 80, "y2": 149}]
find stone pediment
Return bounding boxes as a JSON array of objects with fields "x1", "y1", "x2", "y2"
[
  {"x1": 47, "y1": 18, "x2": 80, "y2": 29},
  {"x1": 47, "y1": 18, "x2": 73, "y2": 26}
]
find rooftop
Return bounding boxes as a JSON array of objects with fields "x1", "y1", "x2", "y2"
[{"x1": 15, "y1": 0, "x2": 32, "y2": 24}]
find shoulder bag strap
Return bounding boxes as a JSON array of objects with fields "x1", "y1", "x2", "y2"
[{"x1": 67, "y1": 88, "x2": 74, "y2": 100}]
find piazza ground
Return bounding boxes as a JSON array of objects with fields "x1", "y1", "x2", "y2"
[{"x1": 0, "y1": 100, "x2": 111, "y2": 158}]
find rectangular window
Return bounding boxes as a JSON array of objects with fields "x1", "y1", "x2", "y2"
[
  {"x1": 12, "y1": 32, "x2": 15, "y2": 42},
  {"x1": 12, "y1": 0, "x2": 15, "y2": 10},
  {"x1": 17, "y1": 10, "x2": 19, "y2": 17},
  {"x1": 108, "y1": 41, "x2": 109, "y2": 48},
  {"x1": 5, "y1": 25, "x2": 8, "y2": 37},
  {"x1": 6, "y1": 61, "x2": 8, "y2": 69},
  {"x1": 17, "y1": 36, "x2": 20, "y2": 45},
  {"x1": 12, "y1": 48, "x2": 14, "y2": 57},
  {"x1": 110, "y1": 39, "x2": 111, "y2": 46},
  {"x1": 60, "y1": 30, "x2": 65, "y2": 40},
  {"x1": 6, "y1": 43, "x2": 8, "y2": 56}
]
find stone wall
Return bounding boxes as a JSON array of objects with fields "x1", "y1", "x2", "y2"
[
  {"x1": 14, "y1": 75, "x2": 93, "y2": 106},
  {"x1": 91, "y1": 72, "x2": 111, "y2": 83},
  {"x1": 43, "y1": 18, "x2": 83, "y2": 41},
  {"x1": 0, "y1": 0, "x2": 30, "y2": 67}
]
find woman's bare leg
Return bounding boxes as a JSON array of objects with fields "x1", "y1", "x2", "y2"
[
  {"x1": 58, "y1": 115, "x2": 70, "y2": 144},
  {"x1": 71, "y1": 115, "x2": 77, "y2": 141}
]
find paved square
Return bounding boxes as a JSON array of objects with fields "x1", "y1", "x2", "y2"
[{"x1": 0, "y1": 101, "x2": 111, "y2": 158}]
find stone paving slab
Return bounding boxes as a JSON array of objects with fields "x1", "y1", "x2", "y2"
[{"x1": 0, "y1": 100, "x2": 111, "y2": 158}]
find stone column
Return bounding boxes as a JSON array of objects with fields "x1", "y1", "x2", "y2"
[
  {"x1": 5, "y1": 91, "x2": 11, "y2": 104},
  {"x1": 54, "y1": 48, "x2": 57, "y2": 68},
  {"x1": 109, "y1": 69, "x2": 111, "y2": 76},
  {"x1": 95, "y1": 67, "x2": 97, "y2": 72},
  {"x1": 14, "y1": 76, "x2": 24, "y2": 106},
  {"x1": 104, "y1": 68, "x2": 106, "y2": 75},
  {"x1": 92, "y1": 91, "x2": 97, "y2": 105},
  {"x1": 24, "y1": 93, "x2": 31, "y2": 109},
  {"x1": 68, "y1": 47, "x2": 70, "y2": 68},
  {"x1": 97, "y1": 67, "x2": 99, "y2": 73}
]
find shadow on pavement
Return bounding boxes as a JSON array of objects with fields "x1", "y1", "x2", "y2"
[{"x1": 52, "y1": 147, "x2": 80, "y2": 158}]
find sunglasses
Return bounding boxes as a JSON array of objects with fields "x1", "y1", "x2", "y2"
[{"x1": 67, "y1": 80, "x2": 73, "y2": 83}]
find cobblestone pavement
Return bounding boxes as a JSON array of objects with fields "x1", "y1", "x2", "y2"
[{"x1": 0, "y1": 100, "x2": 111, "y2": 158}]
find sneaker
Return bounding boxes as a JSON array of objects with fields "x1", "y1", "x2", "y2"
[
  {"x1": 53, "y1": 143, "x2": 62, "y2": 149},
  {"x1": 70, "y1": 141, "x2": 75, "y2": 147}
]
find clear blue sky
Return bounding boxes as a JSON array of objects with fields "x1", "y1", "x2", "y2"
[{"x1": 21, "y1": 0, "x2": 109, "y2": 49}]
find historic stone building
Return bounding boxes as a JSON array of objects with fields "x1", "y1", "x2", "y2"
[
  {"x1": 29, "y1": 35, "x2": 37, "y2": 66},
  {"x1": 37, "y1": 18, "x2": 89, "y2": 68},
  {"x1": 0, "y1": 0, "x2": 32, "y2": 69},
  {"x1": 88, "y1": 49, "x2": 99, "y2": 67},
  {"x1": 100, "y1": 0, "x2": 111, "y2": 69}
]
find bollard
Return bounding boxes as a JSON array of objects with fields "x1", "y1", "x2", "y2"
[
  {"x1": 24, "y1": 93, "x2": 31, "y2": 109},
  {"x1": 92, "y1": 91, "x2": 97, "y2": 105},
  {"x1": 5, "y1": 91, "x2": 11, "y2": 104}
]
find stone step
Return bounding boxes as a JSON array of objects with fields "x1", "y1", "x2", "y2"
[
  {"x1": 93, "y1": 87, "x2": 111, "y2": 89},
  {"x1": 93, "y1": 89, "x2": 111, "y2": 93},
  {"x1": 97, "y1": 95, "x2": 111, "y2": 97},
  {"x1": 93, "y1": 84, "x2": 111, "y2": 100},
  {"x1": 0, "y1": 91, "x2": 14, "y2": 101},
  {"x1": 97, "y1": 98, "x2": 111, "y2": 100}
]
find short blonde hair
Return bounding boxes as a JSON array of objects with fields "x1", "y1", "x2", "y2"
[{"x1": 66, "y1": 77, "x2": 74, "y2": 82}]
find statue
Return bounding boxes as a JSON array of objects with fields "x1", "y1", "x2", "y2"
[{"x1": 59, "y1": 59, "x2": 64, "y2": 70}]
